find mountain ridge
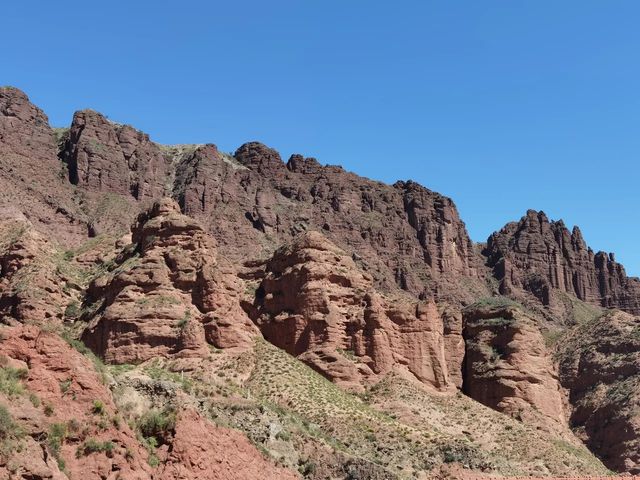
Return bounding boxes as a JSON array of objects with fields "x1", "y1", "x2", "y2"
[{"x1": 1, "y1": 85, "x2": 639, "y2": 479}]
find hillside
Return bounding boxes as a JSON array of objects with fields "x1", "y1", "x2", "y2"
[{"x1": 1, "y1": 86, "x2": 639, "y2": 479}]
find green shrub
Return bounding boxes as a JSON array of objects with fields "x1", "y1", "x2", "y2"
[
  {"x1": 138, "y1": 408, "x2": 176, "y2": 442},
  {"x1": 47, "y1": 423, "x2": 67, "y2": 457},
  {"x1": 0, "y1": 405, "x2": 15, "y2": 438},
  {"x1": 275, "y1": 430, "x2": 291, "y2": 441},
  {"x1": 176, "y1": 318, "x2": 188, "y2": 330},
  {"x1": 64, "y1": 301, "x2": 80, "y2": 320},
  {"x1": 0, "y1": 367, "x2": 28, "y2": 397},
  {"x1": 0, "y1": 405, "x2": 22, "y2": 461},
  {"x1": 298, "y1": 458, "x2": 316, "y2": 475},
  {"x1": 92, "y1": 399, "x2": 106, "y2": 415},
  {"x1": 148, "y1": 453, "x2": 160, "y2": 467},
  {"x1": 76, "y1": 438, "x2": 115, "y2": 457},
  {"x1": 28, "y1": 393, "x2": 40, "y2": 407}
]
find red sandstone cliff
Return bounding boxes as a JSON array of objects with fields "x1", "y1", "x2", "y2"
[{"x1": 485, "y1": 210, "x2": 640, "y2": 315}]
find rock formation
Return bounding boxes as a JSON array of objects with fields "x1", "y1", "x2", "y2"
[
  {"x1": 557, "y1": 310, "x2": 640, "y2": 473},
  {"x1": 462, "y1": 300, "x2": 568, "y2": 431},
  {"x1": 171, "y1": 140, "x2": 485, "y2": 302},
  {"x1": 61, "y1": 109, "x2": 169, "y2": 201},
  {"x1": 248, "y1": 231, "x2": 460, "y2": 392},
  {"x1": 157, "y1": 409, "x2": 299, "y2": 480},
  {"x1": 82, "y1": 198, "x2": 258, "y2": 364},
  {"x1": 0, "y1": 325, "x2": 152, "y2": 479},
  {"x1": 485, "y1": 210, "x2": 640, "y2": 315},
  {"x1": 0, "y1": 325, "x2": 298, "y2": 480},
  {"x1": 1, "y1": 86, "x2": 639, "y2": 477},
  {"x1": 0, "y1": 87, "x2": 88, "y2": 244},
  {"x1": 0, "y1": 212, "x2": 73, "y2": 324}
]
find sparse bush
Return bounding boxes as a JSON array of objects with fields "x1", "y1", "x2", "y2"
[
  {"x1": 0, "y1": 405, "x2": 15, "y2": 438},
  {"x1": 59, "y1": 379, "x2": 72, "y2": 394},
  {"x1": 67, "y1": 418, "x2": 80, "y2": 433},
  {"x1": 176, "y1": 318, "x2": 188, "y2": 330},
  {"x1": 60, "y1": 333, "x2": 108, "y2": 384},
  {"x1": 29, "y1": 393, "x2": 40, "y2": 407},
  {"x1": 148, "y1": 453, "x2": 160, "y2": 467},
  {"x1": 76, "y1": 438, "x2": 115, "y2": 457},
  {"x1": 92, "y1": 399, "x2": 106, "y2": 415},
  {"x1": 64, "y1": 301, "x2": 80, "y2": 320},
  {"x1": 298, "y1": 458, "x2": 316, "y2": 476},
  {"x1": 138, "y1": 408, "x2": 176, "y2": 442},
  {"x1": 0, "y1": 367, "x2": 28, "y2": 397},
  {"x1": 47, "y1": 422, "x2": 67, "y2": 460},
  {"x1": 0, "y1": 405, "x2": 22, "y2": 461}
]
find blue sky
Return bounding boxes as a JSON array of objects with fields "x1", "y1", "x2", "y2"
[{"x1": 4, "y1": 1, "x2": 639, "y2": 275}]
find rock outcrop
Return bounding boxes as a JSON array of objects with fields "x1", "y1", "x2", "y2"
[
  {"x1": 248, "y1": 231, "x2": 460, "y2": 392},
  {"x1": 61, "y1": 109, "x2": 169, "y2": 201},
  {"x1": 171, "y1": 141, "x2": 485, "y2": 303},
  {"x1": 0, "y1": 87, "x2": 88, "y2": 245},
  {"x1": 0, "y1": 87, "x2": 57, "y2": 163},
  {"x1": 557, "y1": 310, "x2": 640, "y2": 473},
  {"x1": 82, "y1": 198, "x2": 258, "y2": 364},
  {"x1": 0, "y1": 212, "x2": 73, "y2": 324},
  {"x1": 485, "y1": 210, "x2": 640, "y2": 315},
  {"x1": 462, "y1": 300, "x2": 568, "y2": 431},
  {"x1": 0, "y1": 325, "x2": 152, "y2": 479},
  {"x1": 157, "y1": 409, "x2": 299, "y2": 480},
  {"x1": 0, "y1": 325, "x2": 298, "y2": 480},
  {"x1": 2, "y1": 86, "x2": 640, "y2": 478}
]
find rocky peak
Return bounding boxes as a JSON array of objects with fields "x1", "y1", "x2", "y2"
[
  {"x1": 171, "y1": 144, "x2": 227, "y2": 216},
  {"x1": 286, "y1": 154, "x2": 323, "y2": 174},
  {"x1": 61, "y1": 109, "x2": 168, "y2": 200},
  {"x1": 0, "y1": 86, "x2": 56, "y2": 162},
  {"x1": 234, "y1": 141, "x2": 286, "y2": 174},
  {"x1": 485, "y1": 210, "x2": 640, "y2": 315},
  {"x1": 395, "y1": 180, "x2": 478, "y2": 281}
]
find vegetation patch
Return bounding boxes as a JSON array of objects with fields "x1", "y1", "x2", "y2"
[
  {"x1": 0, "y1": 366, "x2": 28, "y2": 397},
  {"x1": 0, "y1": 405, "x2": 23, "y2": 460},
  {"x1": 76, "y1": 438, "x2": 115, "y2": 457}
]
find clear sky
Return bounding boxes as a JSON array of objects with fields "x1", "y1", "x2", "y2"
[{"x1": 4, "y1": 1, "x2": 639, "y2": 275}]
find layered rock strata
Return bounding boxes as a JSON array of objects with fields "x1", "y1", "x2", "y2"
[
  {"x1": 485, "y1": 210, "x2": 640, "y2": 315},
  {"x1": 248, "y1": 231, "x2": 461, "y2": 392},
  {"x1": 82, "y1": 198, "x2": 258, "y2": 363},
  {"x1": 557, "y1": 310, "x2": 640, "y2": 473},
  {"x1": 462, "y1": 301, "x2": 568, "y2": 431}
]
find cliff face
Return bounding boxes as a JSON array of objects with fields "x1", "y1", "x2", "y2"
[
  {"x1": 81, "y1": 199, "x2": 258, "y2": 364},
  {"x1": 462, "y1": 301, "x2": 569, "y2": 434},
  {"x1": 557, "y1": 310, "x2": 640, "y2": 473},
  {"x1": 247, "y1": 231, "x2": 460, "y2": 392},
  {"x1": 61, "y1": 110, "x2": 169, "y2": 202},
  {"x1": 169, "y1": 141, "x2": 484, "y2": 302},
  {"x1": 0, "y1": 87, "x2": 88, "y2": 244},
  {"x1": 5, "y1": 90, "x2": 484, "y2": 304},
  {"x1": 485, "y1": 210, "x2": 640, "y2": 315},
  {"x1": 0, "y1": 213, "x2": 72, "y2": 324},
  {"x1": 1, "y1": 86, "x2": 639, "y2": 477}
]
